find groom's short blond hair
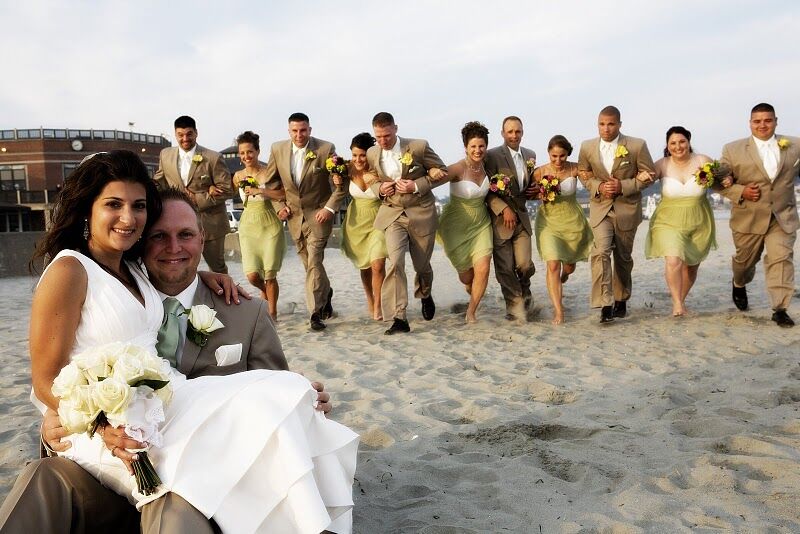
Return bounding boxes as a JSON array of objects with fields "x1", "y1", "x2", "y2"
[{"x1": 158, "y1": 188, "x2": 204, "y2": 232}]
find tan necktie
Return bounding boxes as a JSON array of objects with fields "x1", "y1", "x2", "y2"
[
  {"x1": 761, "y1": 144, "x2": 778, "y2": 180},
  {"x1": 601, "y1": 144, "x2": 614, "y2": 174},
  {"x1": 292, "y1": 149, "x2": 304, "y2": 187}
]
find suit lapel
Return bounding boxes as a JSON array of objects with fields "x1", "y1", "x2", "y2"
[
  {"x1": 745, "y1": 139, "x2": 769, "y2": 181},
  {"x1": 591, "y1": 138, "x2": 609, "y2": 180},
  {"x1": 299, "y1": 137, "x2": 317, "y2": 188},
  {"x1": 281, "y1": 141, "x2": 298, "y2": 192},
  {"x1": 178, "y1": 282, "x2": 214, "y2": 375},
  {"x1": 776, "y1": 135, "x2": 787, "y2": 176},
  {"x1": 610, "y1": 135, "x2": 626, "y2": 175},
  {"x1": 399, "y1": 137, "x2": 410, "y2": 179},
  {"x1": 186, "y1": 146, "x2": 201, "y2": 185}
]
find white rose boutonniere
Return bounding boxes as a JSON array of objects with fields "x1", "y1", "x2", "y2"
[
  {"x1": 185, "y1": 304, "x2": 224, "y2": 347},
  {"x1": 192, "y1": 154, "x2": 203, "y2": 163}
]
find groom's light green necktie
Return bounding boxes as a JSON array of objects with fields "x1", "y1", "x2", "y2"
[{"x1": 157, "y1": 297, "x2": 184, "y2": 367}]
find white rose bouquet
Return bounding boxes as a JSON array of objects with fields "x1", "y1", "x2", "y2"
[{"x1": 52, "y1": 342, "x2": 173, "y2": 495}]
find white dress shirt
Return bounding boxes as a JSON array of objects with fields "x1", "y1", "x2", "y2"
[
  {"x1": 156, "y1": 276, "x2": 199, "y2": 366},
  {"x1": 599, "y1": 136, "x2": 619, "y2": 175},
  {"x1": 380, "y1": 138, "x2": 403, "y2": 181},
  {"x1": 753, "y1": 136, "x2": 780, "y2": 181},
  {"x1": 291, "y1": 143, "x2": 309, "y2": 187},
  {"x1": 178, "y1": 146, "x2": 197, "y2": 186},
  {"x1": 507, "y1": 146, "x2": 526, "y2": 190}
]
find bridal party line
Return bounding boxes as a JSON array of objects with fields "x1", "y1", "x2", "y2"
[{"x1": 154, "y1": 103, "x2": 798, "y2": 332}]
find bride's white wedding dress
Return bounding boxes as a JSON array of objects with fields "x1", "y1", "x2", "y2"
[{"x1": 35, "y1": 250, "x2": 359, "y2": 533}]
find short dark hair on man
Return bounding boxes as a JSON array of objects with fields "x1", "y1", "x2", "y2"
[
  {"x1": 751, "y1": 102, "x2": 775, "y2": 115},
  {"x1": 461, "y1": 121, "x2": 489, "y2": 147},
  {"x1": 599, "y1": 106, "x2": 621, "y2": 120},
  {"x1": 236, "y1": 130, "x2": 260, "y2": 151},
  {"x1": 372, "y1": 112, "x2": 395, "y2": 128},
  {"x1": 547, "y1": 135, "x2": 573, "y2": 156},
  {"x1": 501, "y1": 116, "x2": 523, "y2": 129},
  {"x1": 663, "y1": 126, "x2": 693, "y2": 157},
  {"x1": 350, "y1": 132, "x2": 376, "y2": 151},
  {"x1": 174, "y1": 116, "x2": 197, "y2": 130},
  {"x1": 288, "y1": 112, "x2": 310, "y2": 123}
]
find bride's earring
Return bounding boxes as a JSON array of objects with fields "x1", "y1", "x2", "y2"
[{"x1": 83, "y1": 218, "x2": 89, "y2": 240}]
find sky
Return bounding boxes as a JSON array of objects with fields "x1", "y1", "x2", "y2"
[{"x1": 2, "y1": 0, "x2": 799, "y2": 170}]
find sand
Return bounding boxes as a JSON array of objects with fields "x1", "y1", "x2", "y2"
[{"x1": 2, "y1": 217, "x2": 799, "y2": 533}]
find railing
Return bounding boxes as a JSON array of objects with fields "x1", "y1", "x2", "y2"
[{"x1": 0, "y1": 128, "x2": 169, "y2": 146}]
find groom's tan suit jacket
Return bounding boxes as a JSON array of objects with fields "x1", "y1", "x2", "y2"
[
  {"x1": 578, "y1": 134, "x2": 655, "y2": 230},
  {"x1": 264, "y1": 137, "x2": 344, "y2": 241},
  {"x1": 177, "y1": 282, "x2": 289, "y2": 377},
  {"x1": 367, "y1": 137, "x2": 446, "y2": 237},
  {"x1": 153, "y1": 145, "x2": 233, "y2": 241},
  {"x1": 720, "y1": 135, "x2": 800, "y2": 235}
]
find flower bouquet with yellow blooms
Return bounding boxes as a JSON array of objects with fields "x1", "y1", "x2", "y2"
[
  {"x1": 693, "y1": 160, "x2": 728, "y2": 189},
  {"x1": 536, "y1": 175, "x2": 562, "y2": 204},
  {"x1": 489, "y1": 173, "x2": 512, "y2": 196}
]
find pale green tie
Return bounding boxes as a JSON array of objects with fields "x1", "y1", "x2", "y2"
[{"x1": 157, "y1": 297, "x2": 184, "y2": 367}]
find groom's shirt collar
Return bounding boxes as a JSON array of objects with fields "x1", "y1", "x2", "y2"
[
  {"x1": 292, "y1": 142, "x2": 309, "y2": 156},
  {"x1": 178, "y1": 145, "x2": 197, "y2": 161},
  {"x1": 156, "y1": 275, "x2": 199, "y2": 310},
  {"x1": 599, "y1": 135, "x2": 620, "y2": 150},
  {"x1": 752, "y1": 135, "x2": 778, "y2": 150}
]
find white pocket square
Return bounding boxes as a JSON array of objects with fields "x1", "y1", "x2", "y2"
[
  {"x1": 619, "y1": 161, "x2": 630, "y2": 167},
  {"x1": 793, "y1": 158, "x2": 799, "y2": 167},
  {"x1": 214, "y1": 343, "x2": 242, "y2": 366}
]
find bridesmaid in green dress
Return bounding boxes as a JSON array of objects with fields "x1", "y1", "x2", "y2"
[
  {"x1": 437, "y1": 121, "x2": 493, "y2": 324},
  {"x1": 334, "y1": 133, "x2": 387, "y2": 320},
  {"x1": 233, "y1": 131, "x2": 287, "y2": 320},
  {"x1": 645, "y1": 126, "x2": 719, "y2": 317},
  {"x1": 533, "y1": 135, "x2": 593, "y2": 324}
]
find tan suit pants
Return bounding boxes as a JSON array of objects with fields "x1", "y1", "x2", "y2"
[
  {"x1": 382, "y1": 213, "x2": 435, "y2": 321},
  {"x1": 590, "y1": 211, "x2": 636, "y2": 308},
  {"x1": 492, "y1": 223, "x2": 535, "y2": 316},
  {"x1": 202, "y1": 237, "x2": 228, "y2": 274},
  {"x1": 0, "y1": 458, "x2": 216, "y2": 534},
  {"x1": 293, "y1": 220, "x2": 331, "y2": 316},
  {"x1": 732, "y1": 216, "x2": 796, "y2": 311}
]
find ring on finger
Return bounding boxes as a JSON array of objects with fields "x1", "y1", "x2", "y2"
[{"x1": 110, "y1": 445, "x2": 119, "y2": 457}]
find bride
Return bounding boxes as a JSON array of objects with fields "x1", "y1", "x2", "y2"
[{"x1": 27, "y1": 150, "x2": 358, "y2": 533}]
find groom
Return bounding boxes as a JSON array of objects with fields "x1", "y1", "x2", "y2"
[
  {"x1": 720, "y1": 102, "x2": 798, "y2": 327},
  {"x1": 0, "y1": 188, "x2": 331, "y2": 534},
  {"x1": 578, "y1": 105, "x2": 655, "y2": 323},
  {"x1": 367, "y1": 112, "x2": 448, "y2": 335}
]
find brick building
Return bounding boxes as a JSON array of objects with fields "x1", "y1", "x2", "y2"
[{"x1": 0, "y1": 127, "x2": 170, "y2": 231}]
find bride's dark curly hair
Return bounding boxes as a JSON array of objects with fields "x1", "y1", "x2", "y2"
[
  {"x1": 31, "y1": 150, "x2": 161, "y2": 271},
  {"x1": 461, "y1": 121, "x2": 489, "y2": 146}
]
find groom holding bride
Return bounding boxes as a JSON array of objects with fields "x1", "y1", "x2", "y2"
[{"x1": 0, "y1": 173, "x2": 353, "y2": 533}]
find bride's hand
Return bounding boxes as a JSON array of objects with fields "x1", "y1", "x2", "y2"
[
  {"x1": 42, "y1": 408, "x2": 71, "y2": 454},
  {"x1": 101, "y1": 425, "x2": 145, "y2": 475},
  {"x1": 198, "y1": 271, "x2": 251, "y2": 305}
]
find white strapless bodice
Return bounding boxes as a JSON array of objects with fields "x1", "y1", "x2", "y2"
[
  {"x1": 661, "y1": 176, "x2": 705, "y2": 198},
  {"x1": 349, "y1": 181, "x2": 379, "y2": 199},
  {"x1": 558, "y1": 176, "x2": 578, "y2": 196},
  {"x1": 450, "y1": 177, "x2": 489, "y2": 199}
]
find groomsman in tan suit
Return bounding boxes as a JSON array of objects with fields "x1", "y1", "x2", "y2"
[
  {"x1": 484, "y1": 116, "x2": 538, "y2": 320},
  {"x1": 264, "y1": 112, "x2": 344, "y2": 331},
  {"x1": 720, "y1": 102, "x2": 798, "y2": 327},
  {"x1": 367, "y1": 112, "x2": 448, "y2": 335},
  {"x1": 578, "y1": 106, "x2": 655, "y2": 323},
  {"x1": 154, "y1": 115, "x2": 232, "y2": 274},
  {"x1": 0, "y1": 189, "x2": 332, "y2": 534}
]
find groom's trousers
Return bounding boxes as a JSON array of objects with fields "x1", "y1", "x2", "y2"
[
  {"x1": 0, "y1": 457, "x2": 217, "y2": 534},
  {"x1": 382, "y1": 213, "x2": 435, "y2": 321}
]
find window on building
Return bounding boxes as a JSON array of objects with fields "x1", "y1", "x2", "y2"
[
  {"x1": 43, "y1": 129, "x2": 55, "y2": 138},
  {"x1": 0, "y1": 165, "x2": 27, "y2": 191},
  {"x1": 63, "y1": 163, "x2": 79, "y2": 181},
  {"x1": 1, "y1": 130, "x2": 14, "y2": 140},
  {"x1": 79, "y1": 130, "x2": 91, "y2": 138},
  {"x1": 55, "y1": 130, "x2": 67, "y2": 139}
]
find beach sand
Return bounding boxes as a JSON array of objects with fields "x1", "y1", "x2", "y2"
[{"x1": 2, "y1": 219, "x2": 799, "y2": 533}]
